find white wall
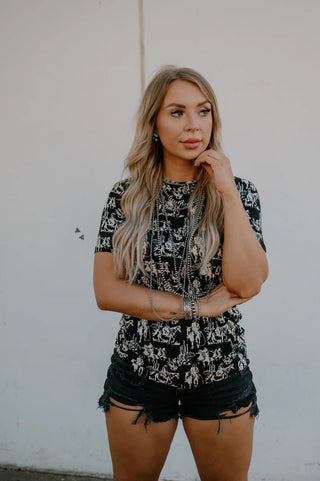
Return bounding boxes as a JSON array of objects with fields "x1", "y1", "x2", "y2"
[{"x1": 1, "y1": 1, "x2": 319, "y2": 480}]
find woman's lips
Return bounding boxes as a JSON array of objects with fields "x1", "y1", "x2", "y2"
[{"x1": 181, "y1": 140, "x2": 202, "y2": 149}]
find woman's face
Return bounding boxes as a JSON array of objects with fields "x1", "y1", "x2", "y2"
[{"x1": 156, "y1": 79, "x2": 213, "y2": 166}]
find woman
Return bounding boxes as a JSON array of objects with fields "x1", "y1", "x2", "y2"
[{"x1": 94, "y1": 66, "x2": 268, "y2": 481}]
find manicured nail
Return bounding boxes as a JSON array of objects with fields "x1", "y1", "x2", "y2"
[{"x1": 192, "y1": 160, "x2": 196, "y2": 166}]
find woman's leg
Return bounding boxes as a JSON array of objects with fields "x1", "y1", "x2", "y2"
[
  {"x1": 182, "y1": 405, "x2": 255, "y2": 481},
  {"x1": 105, "y1": 397, "x2": 178, "y2": 481}
]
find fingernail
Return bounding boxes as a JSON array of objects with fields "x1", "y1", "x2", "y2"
[{"x1": 192, "y1": 160, "x2": 196, "y2": 166}]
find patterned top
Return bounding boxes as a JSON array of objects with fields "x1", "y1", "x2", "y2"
[{"x1": 95, "y1": 177, "x2": 266, "y2": 389}]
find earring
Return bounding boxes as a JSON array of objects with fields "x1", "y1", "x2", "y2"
[{"x1": 153, "y1": 132, "x2": 159, "y2": 142}]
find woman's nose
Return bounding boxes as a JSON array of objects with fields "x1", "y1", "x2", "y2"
[{"x1": 185, "y1": 114, "x2": 200, "y2": 131}]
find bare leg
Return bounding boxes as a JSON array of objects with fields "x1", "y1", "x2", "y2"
[
  {"x1": 105, "y1": 397, "x2": 178, "y2": 481},
  {"x1": 182, "y1": 405, "x2": 255, "y2": 481}
]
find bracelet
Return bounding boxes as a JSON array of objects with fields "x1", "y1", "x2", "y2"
[
  {"x1": 183, "y1": 297, "x2": 192, "y2": 320},
  {"x1": 191, "y1": 298, "x2": 197, "y2": 320}
]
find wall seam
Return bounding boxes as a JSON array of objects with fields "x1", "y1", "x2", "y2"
[{"x1": 138, "y1": 0, "x2": 145, "y2": 93}]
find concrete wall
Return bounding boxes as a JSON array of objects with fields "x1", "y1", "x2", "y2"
[{"x1": 1, "y1": 1, "x2": 319, "y2": 480}]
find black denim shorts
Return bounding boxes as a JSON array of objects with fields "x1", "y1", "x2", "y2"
[{"x1": 98, "y1": 354, "x2": 259, "y2": 430}]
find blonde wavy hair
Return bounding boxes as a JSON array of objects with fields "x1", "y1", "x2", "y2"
[{"x1": 113, "y1": 66, "x2": 225, "y2": 282}]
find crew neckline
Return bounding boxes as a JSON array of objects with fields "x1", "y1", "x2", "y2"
[{"x1": 163, "y1": 178, "x2": 200, "y2": 186}]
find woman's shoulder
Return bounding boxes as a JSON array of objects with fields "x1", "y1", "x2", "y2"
[
  {"x1": 234, "y1": 176, "x2": 261, "y2": 209},
  {"x1": 234, "y1": 176, "x2": 258, "y2": 192},
  {"x1": 108, "y1": 178, "x2": 130, "y2": 197}
]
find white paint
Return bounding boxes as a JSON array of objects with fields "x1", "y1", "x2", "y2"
[{"x1": 1, "y1": 1, "x2": 319, "y2": 480}]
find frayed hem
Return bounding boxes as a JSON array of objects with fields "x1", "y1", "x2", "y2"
[
  {"x1": 98, "y1": 395, "x2": 179, "y2": 431},
  {"x1": 98, "y1": 394, "x2": 151, "y2": 430},
  {"x1": 180, "y1": 398, "x2": 259, "y2": 434}
]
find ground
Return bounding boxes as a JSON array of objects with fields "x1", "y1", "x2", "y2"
[{"x1": 0, "y1": 467, "x2": 111, "y2": 481}]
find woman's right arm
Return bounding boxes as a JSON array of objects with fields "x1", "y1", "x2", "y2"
[
  {"x1": 93, "y1": 252, "x2": 185, "y2": 320},
  {"x1": 93, "y1": 252, "x2": 250, "y2": 321}
]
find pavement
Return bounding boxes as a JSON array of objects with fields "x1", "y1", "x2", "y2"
[{"x1": 0, "y1": 467, "x2": 112, "y2": 481}]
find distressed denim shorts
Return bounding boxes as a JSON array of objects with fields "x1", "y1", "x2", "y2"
[{"x1": 98, "y1": 353, "x2": 259, "y2": 430}]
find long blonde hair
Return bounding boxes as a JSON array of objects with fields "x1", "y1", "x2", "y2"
[{"x1": 113, "y1": 66, "x2": 224, "y2": 282}]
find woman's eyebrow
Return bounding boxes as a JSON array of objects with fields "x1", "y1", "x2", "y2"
[{"x1": 164, "y1": 100, "x2": 210, "y2": 109}]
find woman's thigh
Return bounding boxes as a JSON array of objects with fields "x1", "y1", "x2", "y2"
[
  {"x1": 182, "y1": 405, "x2": 255, "y2": 481},
  {"x1": 106, "y1": 397, "x2": 178, "y2": 481}
]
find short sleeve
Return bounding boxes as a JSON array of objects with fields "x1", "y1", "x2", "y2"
[
  {"x1": 235, "y1": 177, "x2": 266, "y2": 252},
  {"x1": 94, "y1": 181, "x2": 128, "y2": 253}
]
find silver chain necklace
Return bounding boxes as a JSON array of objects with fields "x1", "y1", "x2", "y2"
[
  {"x1": 157, "y1": 191, "x2": 202, "y2": 296},
  {"x1": 149, "y1": 183, "x2": 209, "y2": 322}
]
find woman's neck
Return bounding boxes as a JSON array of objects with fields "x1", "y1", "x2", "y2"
[{"x1": 163, "y1": 161, "x2": 200, "y2": 182}]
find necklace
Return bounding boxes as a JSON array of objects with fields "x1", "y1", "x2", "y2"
[
  {"x1": 149, "y1": 183, "x2": 209, "y2": 322},
  {"x1": 157, "y1": 191, "x2": 202, "y2": 296}
]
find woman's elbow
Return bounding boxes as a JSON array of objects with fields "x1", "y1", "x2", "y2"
[
  {"x1": 227, "y1": 276, "x2": 265, "y2": 299},
  {"x1": 95, "y1": 296, "x2": 107, "y2": 310},
  {"x1": 96, "y1": 298, "x2": 108, "y2": 310},
  {"x1": 238, "y1": 264, "x2": 269, "y2": 298},
  {"x1": 94, "y1": 290, "x2": 113, "y2": 311},
  {"x1": 237, "y1": 285, "x2": 262, "y2": 299},
  {"x1": 236, "y1": 273, "x2": 268, "y2": 298}
]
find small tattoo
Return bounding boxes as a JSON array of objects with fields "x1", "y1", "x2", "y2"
[{"x1": 169, "y1": 312, "x2": 176, "y2": 315}]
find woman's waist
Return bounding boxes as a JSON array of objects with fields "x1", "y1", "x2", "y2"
[
  {"x1": 116, "y1": 317, "x2": 246, "y2": 353},
  {"x1": 111, "y1": 348, "x2": 250, "y2": 389},
  {"x1": 121, "y1": 307, "x2": 242, "y2": 328}
]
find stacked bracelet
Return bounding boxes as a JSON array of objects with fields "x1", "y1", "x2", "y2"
[
  {"x1": 191, "y1": 298, "x2": 197, "y2": 319},
  {"x1": 184, "y1": 297, "x2": 200, "y2": 320},
  {"x1": 183, "y1": 297, "x2": 193, "y2": 320}
]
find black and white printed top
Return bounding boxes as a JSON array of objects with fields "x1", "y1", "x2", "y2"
[{"x1": 95, "y1": 177, "x2": 266, "y2": 389}]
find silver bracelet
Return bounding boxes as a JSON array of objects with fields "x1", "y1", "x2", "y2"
[
  {"x1": 191, "y1": 298, "x2": 197, "y2": 320},
  {"x1": 184, "y1": 297, "x2": 193, "y2": 320}
]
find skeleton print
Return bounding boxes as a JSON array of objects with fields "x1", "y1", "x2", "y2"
[{"x1": 95, "y1": 177, "x2": 266, "y2": 388}]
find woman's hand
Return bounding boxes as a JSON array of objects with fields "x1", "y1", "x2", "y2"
[
  {"x1": 194, "y1": 149, "x2": 237, "y2": 196},
  {"x1": 199, "y1": 283, "x2": 252, "y2": 318}
]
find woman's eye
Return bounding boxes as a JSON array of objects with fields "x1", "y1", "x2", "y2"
[
  {"x1": 200, "y1": 108, "x2": 211, "y2": 116},
  {"x1": 171, "y1": 110, "x2": 184, "y2": 117}
]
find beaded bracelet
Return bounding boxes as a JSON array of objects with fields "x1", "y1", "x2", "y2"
[{"x1": 191, "y1": 298, "x2": 197, "y2": 320}]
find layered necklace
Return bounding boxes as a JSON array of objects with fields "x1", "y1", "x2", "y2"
[{"x1": 149, "y1": 181, "x2": 209, "y2": 322}]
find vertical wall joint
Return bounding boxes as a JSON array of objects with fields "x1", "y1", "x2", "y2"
[{"x1": 138, "y1": 0, "x2": 145, "y2": 94}]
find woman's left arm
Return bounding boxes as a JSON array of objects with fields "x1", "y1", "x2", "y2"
[{"x1": 194, "y1": 149, "x2": 269, "y2": 298}]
